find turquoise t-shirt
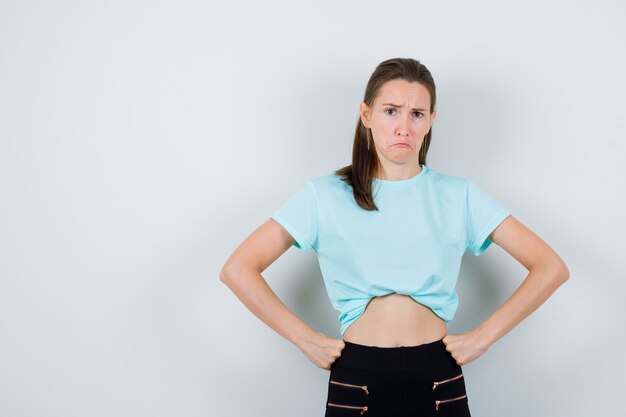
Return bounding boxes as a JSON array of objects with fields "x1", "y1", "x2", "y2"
[{"x1": 270, "y1": 164, "x2": 511, "y2": 336}]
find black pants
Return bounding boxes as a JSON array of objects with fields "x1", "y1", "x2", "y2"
[{"x1": 325, "y1": 338, "x2": 471, "y2": 417}]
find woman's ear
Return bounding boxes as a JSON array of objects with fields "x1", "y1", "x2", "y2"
[{"x1": 359, "y1": 101, "x2": 370, "y2": 128}]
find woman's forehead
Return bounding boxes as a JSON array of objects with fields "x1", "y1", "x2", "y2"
[{"x1": 374, "y1": 80, "x2": 431, "y2": 107}]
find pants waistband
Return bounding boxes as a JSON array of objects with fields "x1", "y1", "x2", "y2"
[{"x1": 334, "y1": 338, "x2": 450, "y2": 372}]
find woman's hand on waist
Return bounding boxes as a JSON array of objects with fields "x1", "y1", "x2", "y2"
[
  {"x1": 296, "y1": 330, "x2": 345, "y2": 370},
  {"x1": 442, "y1": 328, "x2": 490, "y2": 366}
]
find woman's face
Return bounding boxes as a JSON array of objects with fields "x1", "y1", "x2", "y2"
[{"x1": 360, "y1": 79, "x2": 436, "y2": 169}]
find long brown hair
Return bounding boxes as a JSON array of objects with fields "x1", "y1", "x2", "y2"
[{"x1": 335, "y1": 58, "x2": 437, "y2": 211}]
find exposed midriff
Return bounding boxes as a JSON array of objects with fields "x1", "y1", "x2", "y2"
[{"x1": 342, "y1": 292, "x2": 448, "y2": 347}]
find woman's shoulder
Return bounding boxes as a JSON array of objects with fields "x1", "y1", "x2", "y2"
[
  {"x1": 308, "y1": 170, "x2": 352, "y2": 190},
  {"x1": 424, "y1": 165, "x2": 469, "y2": 190}
]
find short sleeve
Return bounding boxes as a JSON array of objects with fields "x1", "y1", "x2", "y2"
[
  {"x1": 464, "y1": 179, "x2": 511, "y2": 256},
  {"x1": 270, "y1": 181, "x2": 319, "y2": 252}
]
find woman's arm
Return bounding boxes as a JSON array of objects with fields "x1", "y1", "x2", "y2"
[
  {"x1": 442, "y1": 215, "x2": 570, "y2": 365},
  {"x1": 219, "y1": 218, "x2": 345, "y2": 369}
]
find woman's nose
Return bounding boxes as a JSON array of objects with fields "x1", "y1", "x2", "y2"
[{"x1": 396, "y1": 116, "x2": 410, "y2": 136}]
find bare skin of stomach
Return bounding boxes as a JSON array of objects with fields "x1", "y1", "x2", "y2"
[{"x1": 342, "y1": 292, "x2": 448, "y2": 347}]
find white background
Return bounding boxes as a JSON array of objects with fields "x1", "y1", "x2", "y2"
[{"x1": 1, "y1": 1, "x2": 624, "y2": 416}]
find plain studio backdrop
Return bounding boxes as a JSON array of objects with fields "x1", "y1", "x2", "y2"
[{"x1": 1, "y1": 1, "x2": 624, "y2": 416}]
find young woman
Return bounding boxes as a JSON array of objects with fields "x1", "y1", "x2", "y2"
[{"x1": 220, "y1": 58, "x2": 569, "y2": 416}]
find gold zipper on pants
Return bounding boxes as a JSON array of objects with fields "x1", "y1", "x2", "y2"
[
  {"x1": 435, "y1": 394, "x2": 467, "y2": 410},
  {"x1": 330, "y1": 379, "x2": 369, "y2": 395},
  {"x1": 432, "y1": 373, "x2": 463, "y2": 390},
  {"x1": 327, "y1": 403, "x2": 368, "y2": 414}
]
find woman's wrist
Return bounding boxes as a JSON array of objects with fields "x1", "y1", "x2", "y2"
[
  {"x1": 291, "y1": 324, "x2": 321, "y2": 349},
  {"x1": 474, "y1": 323, "x2": 496, "y2": 349}
]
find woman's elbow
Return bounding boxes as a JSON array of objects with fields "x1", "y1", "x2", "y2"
[
  {"x1": 220, "y1": 260, "x2": 243, "y2": 286},
  {"x1": 556, "y1": 258, "x2": 570, "y2": 282},
  {"x1": 532, "y1": 249, "x2": 570, "y2": 286},
  {"x1": 219, "y1": 262, "x2": 232, "y2": 285},
  {"x1": 547, "y1": 255, "x2": 570, "y2": 285}
]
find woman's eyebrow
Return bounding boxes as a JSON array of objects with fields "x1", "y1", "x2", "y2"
[{"x1": 382, "y1": 102, "x2": 428, "y2": 112}]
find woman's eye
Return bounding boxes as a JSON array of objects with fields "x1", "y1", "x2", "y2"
[{"x1": 385, "y1": 108, "x2": 424, "y2": 117}]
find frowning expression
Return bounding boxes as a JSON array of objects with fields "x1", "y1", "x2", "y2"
[{"x1": 360, "y1": 79, "x2": 436, "y2": 166}]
